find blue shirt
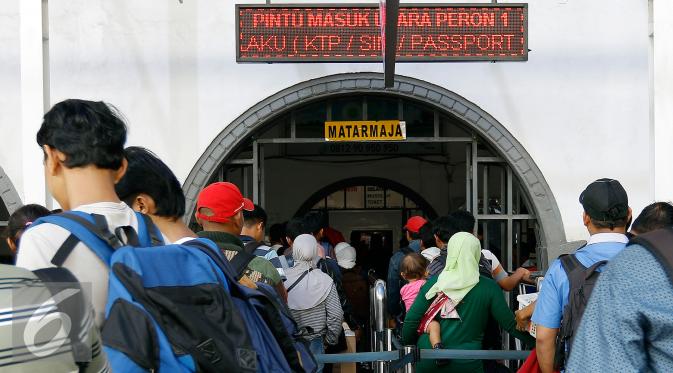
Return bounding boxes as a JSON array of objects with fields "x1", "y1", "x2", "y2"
[
  {"x1": 566, "y1": 244, "x2": 673, "y2": 372},
  {"x1": 531, "y1": 233, "x2": 627, "y2": 328}
]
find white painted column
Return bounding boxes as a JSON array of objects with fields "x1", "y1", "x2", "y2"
[
  {"x1": 652, "y1": 0, "x2": 673, "y2": 202},
  {"x1": 20, "y1": 0, "x2": 50, "y2": 207}
]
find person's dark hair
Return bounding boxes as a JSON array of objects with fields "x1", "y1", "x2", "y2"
[
  {"x1": 419, "y1": 222, "x2": 436, "y2": 249},
  {"x1": 589, "y1": 216, "x2": 630, "y2": 231},
  {"x1": 432, "y1": 216, "x2": 460, "y2": 243},
  {"x1": 5, "y1": 204, "x2": 51, "y2": 246},
  {"x1": 243, "y1": 204, "x2": 267, "y2": 228},
  {"x1": 400, "y1": 253, "x2": 428, "y2": 281},
  {"x1": 269, "y1": 222, "x2": 286, "y2": 245},
  {"x1": 37, "y1": 99, "x2": 127, "y2": 170},
  {"x1": 303, "y1": 211, "x2": 326, "y2": 235},
  {"x1": 115, "y1": 146, "x2": 186, "y2": 219},
  {"x1": 449, "y1": 210, "x2": 476, "y2": 233},
  {"x1": 631, "y1": 202, "x2": 673, "y2": 234},
  {"x1": 285, "y1": 217, "x2": 307, "y2": 241}
]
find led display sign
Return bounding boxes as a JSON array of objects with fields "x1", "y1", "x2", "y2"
[{"x1": 237, "y1": 4, "x2": 527, "y2": 62}]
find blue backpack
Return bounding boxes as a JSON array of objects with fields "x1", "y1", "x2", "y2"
[{"x1": 32, "y1": 211, "x2": 304, "y2": 372}]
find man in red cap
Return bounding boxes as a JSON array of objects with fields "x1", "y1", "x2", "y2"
[
  {"x1": 195, "y1": 182, "x2": 286, "y2": 301},
  {"x1": 386, "y1": 215, "x2": 428, "y2": 322}
]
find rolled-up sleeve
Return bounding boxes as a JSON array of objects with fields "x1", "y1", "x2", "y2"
[{"x1": 531, "y1": 260, "x2": 566, "y2": 329}]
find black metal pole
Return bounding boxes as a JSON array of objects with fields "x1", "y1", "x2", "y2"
[{"x1": 384, "y1": 0, "x2": 399, "y2": 88}]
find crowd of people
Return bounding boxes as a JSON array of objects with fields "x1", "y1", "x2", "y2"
[{"x1": 2, "y1": 98, "x2": 673, "y2": 373}]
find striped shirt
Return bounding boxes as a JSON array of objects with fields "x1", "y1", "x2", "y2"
[
  {"x1": 0, "y1": 265, "x2": 109, "y2": 373},
  {"x1": 289, "y1": 285, "x2": 344, "y2": 345}
]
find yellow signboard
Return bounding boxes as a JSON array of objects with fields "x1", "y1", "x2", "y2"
[{"x1": 325, "y1": 120, "x2": 406, "y2": 142}]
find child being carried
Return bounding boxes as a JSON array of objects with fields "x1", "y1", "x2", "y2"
[{"x1": 399, "y1": 253, "x2": 442, "y2": 350}]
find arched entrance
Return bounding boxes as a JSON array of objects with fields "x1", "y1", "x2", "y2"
[{"x1": 183, "y1": 73, "x2": 566, "y2": 268}]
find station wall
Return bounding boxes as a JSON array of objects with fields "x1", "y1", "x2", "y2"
[{"x1": 0, "y1": 0, "x2": 654, "y2": 242}]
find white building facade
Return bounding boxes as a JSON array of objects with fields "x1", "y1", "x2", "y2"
[{"x1": 1, "y1": 0, "x2": 672, "y2": 269}]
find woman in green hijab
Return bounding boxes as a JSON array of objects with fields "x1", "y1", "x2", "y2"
[{"x1": 402, "y1": 232, "x2": 535, "y2": 372}]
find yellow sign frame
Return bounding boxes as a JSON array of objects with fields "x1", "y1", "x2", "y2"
[{"x1": 324, "y1": 120, "x2": 406, "y2": 141}]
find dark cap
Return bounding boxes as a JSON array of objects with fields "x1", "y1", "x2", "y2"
[{"x1": 579, "y1": 178, "x2": 629, "y2": 221}]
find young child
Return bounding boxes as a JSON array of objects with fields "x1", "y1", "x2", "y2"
[{"x1": 400, "y1": 253, "x2": 442, "y2": 349}]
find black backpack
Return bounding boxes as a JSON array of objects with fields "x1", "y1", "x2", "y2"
[{"x1": 554, "y1": 252, "x2": 606, "y2": 370}]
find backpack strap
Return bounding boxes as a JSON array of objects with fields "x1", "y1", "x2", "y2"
[
  {"x1": 229, "y1": 251, "x2": 258, "y2": 280},
  {"x1": 51, "y1": 234, "x2": 81, "y2": 267},
  {"x1": 183, "y1": 239, "x2": 237, "y2": 288},
  {"x1": 135, "y1": 212, "x2": 164, "y2": 247},
  {"x1": 34, "y1": 212, "x2": 122, "y2": 267},
  {"x1": 630, "y1": 227, "x2": 673, "y2": 287},
  {"x1": 243, "y1": 241, "x2": 267, "y2": 256},
  {"x1": 286, "y1": 269, "x2": 312, "y2": 293},
  {"x1": 32, "y1": 267, "x2": 92, "y2": 371}
]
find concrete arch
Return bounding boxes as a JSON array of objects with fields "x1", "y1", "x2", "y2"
[
  {"x1": 183, "y1": 73, "x2": 566, "y2": 265},
  {"x1": 0, "y1": 166, "x2": 22, "y2": 215}
]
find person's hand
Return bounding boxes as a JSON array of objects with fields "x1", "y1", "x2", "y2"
[
  {"x1": 515, "y1": 308, "x2": 531, "y2": 332},
  {"x1": 515, "y1": 267, "x2": 531, "y2": 283}
]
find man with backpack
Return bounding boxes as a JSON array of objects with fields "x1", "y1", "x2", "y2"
[
  {"x1": 566, "y1": 202, "x2": 673, "y2": 371},
  {"x1": 239, "y1": 204, "x2": 286, "y2": 279},
  {"x1": 195, "y1": 182, "x2": 288, "y2": 301},
  {"x1": 16, "y1": 99, "x2": 144, "y2": 327},
  {"x1": 531, "y1": 178, "x2": 631, "y2": 372}
]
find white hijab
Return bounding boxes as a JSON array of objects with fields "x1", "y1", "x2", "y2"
[
  {"x1": 334, "y1": 242, "x2": 357, "y2": 269},
  {"x1": 284, "y1": 234, "x2": 334, "y2": 310}
]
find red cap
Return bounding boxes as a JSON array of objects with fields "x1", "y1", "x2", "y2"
[
  {"x1": 196, "y1": 182, "x2": 253, "y2": 223},
  {"x1": 404, "y1": 216, "x2": 427, "y2": 233}
]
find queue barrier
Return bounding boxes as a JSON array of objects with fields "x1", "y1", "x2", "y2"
[
  {"x1": 314, "y1": 348, "x2": 532, "y2": 371},
  {"x1": 354, "y1": 275, "x2": 531, "y2": 371}
]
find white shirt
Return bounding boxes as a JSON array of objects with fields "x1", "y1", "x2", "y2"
[
  {"x1": 481, "y1": 249, "x2": 502, "y2": 271},
  {"x1": 421, "y1": 247, "x2": 441, "y2": 262},
  {"x1": 16, "y1": 202, "x2": 139, "y2": 327},
  {"x1": 586, "y1": 233, "x2": 629, "y2": 245}
]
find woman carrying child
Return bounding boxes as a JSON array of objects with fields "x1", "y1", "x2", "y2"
[{"x1": 402, "y1": 232, "x2": 535, "y2": 372}]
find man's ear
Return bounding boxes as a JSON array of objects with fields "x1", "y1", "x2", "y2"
[
  {"x1": 43, "y1": 145, "x2": 65, "y2": 176},
  {"x1": 133, "y1": 194, "x2": 150, "y2": 214},
  {"x1": 6, "y1": 237, "x2": 16, "y2": 253},
  {"x1": 114, "y1": 158, "x2": 128, "y2": 183},
  {"x1": 582, "y1": 212, "x2": 591, "y2": 227}
]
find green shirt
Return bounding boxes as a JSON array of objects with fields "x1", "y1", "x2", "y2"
[
  {"x1": 402, "y1": 275, "x2": 535, "y2": 373},
  {"x1": 197, "y1": 231, "x2": 282, "y2": 285}
]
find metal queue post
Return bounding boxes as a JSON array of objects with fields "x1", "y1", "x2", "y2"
[{"x1": 314, "y1": 278, "x2": 531, "y2": 372}]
